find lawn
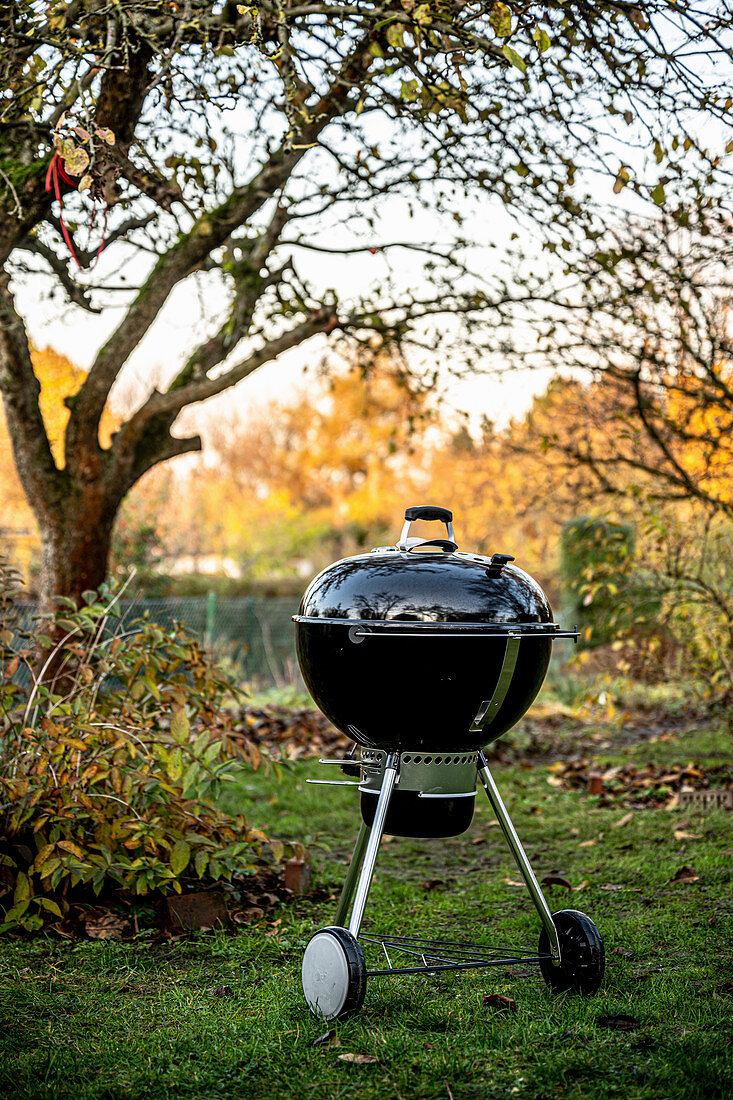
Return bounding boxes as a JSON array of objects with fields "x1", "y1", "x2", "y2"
[{"x1": 1, "y1": 711, "x2": 731, "y2": 1100}]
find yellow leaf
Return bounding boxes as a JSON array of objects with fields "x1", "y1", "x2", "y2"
[
  {"x1": 57, "y1": 840, "x2": 85, "y2": 859},
  {"x1": 61, "y1": 737, "x2": 88, "y2": 752},
  {"x1": 10, "y1": 779, "x2": 29, "y2": 801},
  {"x1": 34, "y1": 843, "x2": 56, "y2": 869},
  {"x1": 502, "y1": 44, "x2": 527, "y2": 73},
  {"x1": 613, "y1": 166, "x2": 630, "y2": 194},
  {"x1": 167, "y1": 748, "x2": 183, "y2": 782},
  {"x1": 38, "y1": 898, "x2": 62, "y2": 917},
  {"x1": 490, "y1": 2, "x2": 512, "y2": 37},
  {"x1": 37, "y1": 858, "x2": 61, "y2": 880},
  {"x1": 170, "y1": 709, "x2": 190, "y2": 744},
  {"x1": 170, "y1": 840, "x2": 191, "y2": 876},
  {"x1": 14, "y1": 872, "x2": 31, "y2": 904},
  {"x1": 247, "y1": 742, "x2": 263, "y2": 772}
]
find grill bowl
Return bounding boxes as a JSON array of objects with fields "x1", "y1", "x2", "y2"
[{"x1": 295, "y1": 542, "x2": 561, "y2": 752}]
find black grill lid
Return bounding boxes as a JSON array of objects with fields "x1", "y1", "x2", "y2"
[
  {"x1": 294, "y1": 504, "x2": 555, "y2": 630},
  {"x1": 296, "y1": 553, "x2": 554, "y2": 626}
]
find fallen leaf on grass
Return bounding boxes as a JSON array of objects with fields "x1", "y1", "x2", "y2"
[
  {"x1": 544, "y1": 758, "x2": 732, "y2": 809},
  {"x1": 313, "y1": 1029, "x2": 340, "y2": 1048},
  {"x1": 504, "y1": 877, "x2": 524, "y2": 887},
  {"x1": 540, "y1": 875, "x2": 572, "y2": 889},
  {"x1": 670, "y1": 865, "x2": 699, "y2": 884},
  {"x1": 338, "y1": 1053, "x2": 377, "y2": 1064},
  {"x1": 231, "y1": 907, "x2": 264, "y2": 923},
  {"x1": 596, "y1": 1014, "x2": 641, "y2": 1031},
  {"x1": 674, "y1": 830, "x2": 701, "y2": 841},
  {"x1": 482, "y1": 993, "x2": 517, "y2": 1012},
  {"x1": 578, "y1": 840, "x2": 597, "y2": 848},
  {"x1": 612, "y1": 812, "x2": 634, "y2": 828},
  {"x1": 610, "y1": 947, "x2": 634, "y2": 958},
  {"x1": 84, "y1": 912, "x2": 130, "y2": 939},
  {"x1": 211, "y1": 985, "x2": 234, "y2": 998},
  {"x1": 573, "y1": 880, "x2": 589, "y2": 892}
]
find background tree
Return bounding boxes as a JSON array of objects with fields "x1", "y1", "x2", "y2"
[
  {"x1": 175, "y1": 355, "x2": 432, "y2": 575},
  {"x1": 0, "y1": 344, "x2": 117, "y2": 577},
  {"x1": 505, "y1": 214, "x2": 733, "y2": 676},
  {"x1": 1, "y1": 1, "x2": 733, "y2": 608}
]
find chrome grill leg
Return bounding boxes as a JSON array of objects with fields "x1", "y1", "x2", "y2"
[
  {"x1": 347, "y1": 752, "x2": 399, "y2": 938},
  {"x1": 477, "y1": 750, "x2": 561, "y2": 963}
]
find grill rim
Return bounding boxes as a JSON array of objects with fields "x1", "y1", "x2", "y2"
[{"x1": 293, "y1": 615, "x2": 574, "y2": 638}]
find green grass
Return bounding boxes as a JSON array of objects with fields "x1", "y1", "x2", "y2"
[{"x1": 1, "y1": 720, "x2": 731, "y2": 1100}]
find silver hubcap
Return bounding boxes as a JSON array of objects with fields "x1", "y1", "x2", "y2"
[{"x1": 302, "y1": 932, "x2": 350, "y2": 1019}]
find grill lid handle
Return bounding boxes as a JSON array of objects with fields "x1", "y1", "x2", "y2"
[
  {"x1": 404, "y1": 505, "x2": 453, "y2": 523},
  {"x1": 399, "y1": 505, "x2": 456, "y2": 551}
]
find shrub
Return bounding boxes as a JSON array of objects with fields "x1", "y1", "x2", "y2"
[
  {"x1": 560, "y1": 517, "x2": 661, "y2": 646},
  {"x1": 0, "y1": 565, "x2": 285, "y2": 934}
]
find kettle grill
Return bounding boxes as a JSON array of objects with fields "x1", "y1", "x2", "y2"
[{"x1": 294, "y1": 506, "x2": 605, "y2": 1020}]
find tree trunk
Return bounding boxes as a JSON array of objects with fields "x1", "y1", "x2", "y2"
[{"x1": 36, "y1": 487, "x2": 116, "y2": 613}]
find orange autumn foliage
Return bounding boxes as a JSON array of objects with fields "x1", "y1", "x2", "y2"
[{"x1": 156, "y1": 362, "x2": 433, "y2": 575}]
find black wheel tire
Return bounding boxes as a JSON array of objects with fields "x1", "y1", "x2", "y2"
[
  {"x1": 301, "y1": 926, "x2": 367, "y2": 1019},
  {"x1": 538, "y1": 909, "x2": 605, "y2": 995}
]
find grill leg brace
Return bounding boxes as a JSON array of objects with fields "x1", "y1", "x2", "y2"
[
  {"x1": 478, "y1": 750, "x2": 561, "y2": 963},
  {"x1": 345, "y1": 752, "x2": 400, "y2": 938}
]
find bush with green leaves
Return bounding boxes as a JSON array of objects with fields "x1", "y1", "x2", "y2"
[
  {"x1": 560, "y1": 517, "x2": 662, "y2": 646},
  {"x1": 0, "y1": 563, "x2": 284, "y2": 934}
]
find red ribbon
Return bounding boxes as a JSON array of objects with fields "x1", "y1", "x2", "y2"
[{"x1": 45, "y1": 152, "x2": 108, "y2": 271}]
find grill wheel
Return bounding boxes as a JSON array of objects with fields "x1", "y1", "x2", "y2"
[
  {"x1": 301, "y1": 926, "x2": 367, "y2": 1020},
  {"x1": 538, "y1": 909, "x2": 605, "y2": 995}
]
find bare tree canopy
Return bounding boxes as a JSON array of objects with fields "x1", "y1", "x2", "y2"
[
  {"x1": 516, "y1": 212, "x2": 733, "y2": 519},
  {"x1": 1, "y1": 1, "x2": 733, "y2": 606}
]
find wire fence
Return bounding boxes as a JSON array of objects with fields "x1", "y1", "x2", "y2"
[{"x1": 13, "y1": 595, "x2": 303, "y2": 690}]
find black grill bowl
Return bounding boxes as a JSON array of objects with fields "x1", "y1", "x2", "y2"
[{"x1": 294, "y1": 548, "x2": 558, "y2": 752}]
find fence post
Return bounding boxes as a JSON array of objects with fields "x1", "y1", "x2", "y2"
[{"x1": 205, "y1": 590, "x2": 217, "y2": 647}]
